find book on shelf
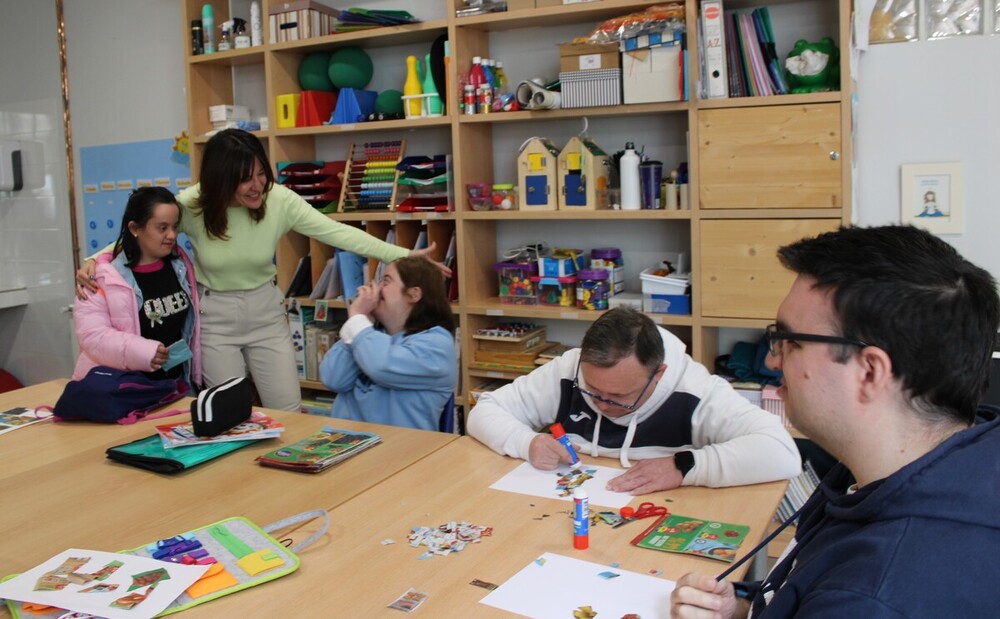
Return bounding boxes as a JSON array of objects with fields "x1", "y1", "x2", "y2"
[
  {"x1": 338, "y1": 249, "x2": 368, "y2": 303},
  {"x1": 155, "y1": 411, "x2": 285, "y2": 449},
  {"x1": 310, "y1": 256, "x2": 342, "y2": 300},
  {"x1": 724, "y1": 6, "x2": 789, "y2": 98},
  {"x1": 284, "y1": 255, "x2": 312, "y2": 298},
  {"x1": 256, "y1": 426, "x2": 382, "y2": 473}
]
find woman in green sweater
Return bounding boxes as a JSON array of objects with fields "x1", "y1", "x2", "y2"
[{"x1": 77, "y1": 129, "x2": 445, "y2": 411}]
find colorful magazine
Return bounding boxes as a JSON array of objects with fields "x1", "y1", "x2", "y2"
[
  {"x1": 155, "y1": 411, "x2": 284, "y2": 449},
  {"x1": 0, "y1": 407, "x2": 52, "y2": 436},
  {"x1": 631, "y1": 514, "x2": 750, "y2": 563},
  {"x1": 255, "y1": 426, "x2": 382, "y2": 473}
]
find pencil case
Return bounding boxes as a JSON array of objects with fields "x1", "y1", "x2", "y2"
[
  {"x1": 106, "y1": 434, "x2": 258, "y2": 473},
  {"x1": 191, "y1": 376, "x2": 252, "y2": 437},
  {"x1": 2, "y1": 510, "x2": 329, "y2": 618}
]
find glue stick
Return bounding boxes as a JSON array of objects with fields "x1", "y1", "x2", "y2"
[
  {"x1": 550, "y1": 422, "x2": 581, "y2": 470},
  {"x1": 573, "y1": 487, "x2": 589, "y2": 550}
]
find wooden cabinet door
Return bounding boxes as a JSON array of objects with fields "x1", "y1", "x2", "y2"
[
  {"x1": 700, "y1": 219, "x2": 840, "y2": 319},
  {"x1": 699, "y1": 104, "x2": 842, "y2": 209}
]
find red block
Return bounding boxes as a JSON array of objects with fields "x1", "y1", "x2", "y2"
[{"x1": 297, "y1": 90, "x2": 339, "y2": 127}]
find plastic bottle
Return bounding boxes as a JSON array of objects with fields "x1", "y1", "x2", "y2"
[
  {"x1": 217, "y1": 20, "x2": 233, "y2": 51},
  {"x1": 250, "y1": 0, "x2": 263, "y2": 46},
  {"x1": 494, "y1": 60, "x2": 508, "y2": 95},
  {"x1": 468, "y1": 56, "x2": 486, "y2": 113},
  {"x1": 573, "y1": 487, "x2": 590, "y2": 550},
  {"x1": 481, "y1": 58, "x2": 495, "y2": 93},
  {"x1": 403, "y1": 55, "x2": 423, "y2": 118},
  {"x1": 190, "y1": 20, "x2": 204, "y2": 56},
  {"x1": 202, "y1": 4, "x2": 215, "y2": 54},
  {"x1": 422, "y1": 53, "x2": 443, "y2": 115},
  {"x1": 233, "y1": 18, "x2": 250, "y2": 49},
  {"x1": 620, "y1": 142, "x2": 641, "y2": 210}
]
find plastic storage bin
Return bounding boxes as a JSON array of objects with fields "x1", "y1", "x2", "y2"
[
  {"x1": 591, "y1": 247, "x2": 625, "y2": 296},
  {"x1": 494, "y1": 261, "x2": 539, "y2": 304},
  {"x1": 538, "y1": 249, "x2": 585, "y2": 277},
  {"x1": 576, "y1": 269, "x2": 610, "y2": 310},
  {"x1": 531, "y1": 275, "x2": 577, "y2": 307}
]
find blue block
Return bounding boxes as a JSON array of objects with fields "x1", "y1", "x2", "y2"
[{"x1": 330, "y1": 88, "x2": 378, "y2": 124}]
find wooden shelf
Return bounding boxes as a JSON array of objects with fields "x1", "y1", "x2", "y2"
[
  {"x1": 269, "y1": 19, "x2": 449, "y2": 52},
  {"x1": 463, "y1": 209, "x2": 692, "y2": 221}
]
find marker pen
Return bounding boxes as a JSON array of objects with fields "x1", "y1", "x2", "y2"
[
  {"x1": 550, "y1": 422, "x2": 581, "y2": 469},
  {"x1": 573, "y1": 487, "x2": 589, "y2": 549}
]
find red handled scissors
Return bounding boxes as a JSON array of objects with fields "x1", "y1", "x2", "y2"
[{"x1": 612, "y1": 502, "x2": 669, "y2": 528}]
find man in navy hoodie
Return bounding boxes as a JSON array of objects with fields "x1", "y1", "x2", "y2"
[{"x1": 670, "y1": 225, "x2": 1000, "y2": 618}]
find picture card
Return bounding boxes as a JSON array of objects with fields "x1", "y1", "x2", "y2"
[
  {"x1": 0, "y1": 548, "x2": 208, "y2": 619},
  {"x1": 479, "y1": 552, "x2": 675, "y2": 618},
  {"x1": 489, "y1": 461, "x2": 632, "y2": 509}
]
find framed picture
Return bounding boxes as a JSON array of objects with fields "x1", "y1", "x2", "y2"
[{"x1": 900, "y1": 162, "x2": 965, "y2": 234}]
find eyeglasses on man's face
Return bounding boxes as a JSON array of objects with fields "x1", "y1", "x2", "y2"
[
  {"x1": 572, "y1": 361, "x2": 657, "y2": 411},
  {"x1": 765, "y1": 323, "x2": 870, "y2": 357}
]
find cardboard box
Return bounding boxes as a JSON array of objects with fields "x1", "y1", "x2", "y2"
[
  {"x1": 287, "y1": 302, "x2": 315, "y2": 380},
  {"x1": 507, "y1": 0, "x2": 534, "y2": 10},
  {"x1": 558, "y1": 42, "x2": 620, "y2": 73},
  {"x1": 622, "y1": 44, "x2": 684, "y2": 104}
]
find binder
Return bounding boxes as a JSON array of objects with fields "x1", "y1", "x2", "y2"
[{"x1": 700, "y1": 0, "x2": 728, "y2": 99}]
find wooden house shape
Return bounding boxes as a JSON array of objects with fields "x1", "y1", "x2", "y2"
[
  {"x1": 558, "y1": 136, "x2": 610, "y2": 210},
  {"x1": 516, "y1": 137, "x2": 560, "y2": 210}
]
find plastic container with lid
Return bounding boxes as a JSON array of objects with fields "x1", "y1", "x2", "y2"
[
  {"x1": 576, "y1": 269, "x2": 609, "y2": 310},
  {"x1": 494, "y1": 261, "x2": 538, "y2": 304},
  {"x1": 467, "y1": 182, "x2": 493, "y2": 211},
  {"x1": 590, "y1": 247, "x2": 625, "y2": 296},
  {"x1": 530, "y1": 275, "x2": 577, "y2": 307},
  {"x1": 491, "y1": 184, "x2": 517, "y2": 210}
]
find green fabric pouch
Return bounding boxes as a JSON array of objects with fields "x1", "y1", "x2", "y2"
[{"x1": 106, "y1": 434, "x2": 258, "y2": 473}]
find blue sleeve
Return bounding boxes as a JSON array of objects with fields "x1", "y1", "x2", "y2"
[
  {"x1": 350, "y1": 327, "x2": 455, "y2": 390},
  {"x1": 319, "y1": 340, "x2": 362, "y2": 393}
]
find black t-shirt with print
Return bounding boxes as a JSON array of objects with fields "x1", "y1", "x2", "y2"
[{"x1": 131, "y1": 258, "x2": 190, "y2": 380}]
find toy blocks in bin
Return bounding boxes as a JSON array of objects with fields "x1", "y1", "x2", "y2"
[
  {"x1": 531, "y1": 275, "x2": 577, "y2": 307},
  {"x1": 538, "y1": 248, "x2": 584, "y2": 277},
  {"x1": 494, "y1": 261, "x2": 538, "y2": 305}
]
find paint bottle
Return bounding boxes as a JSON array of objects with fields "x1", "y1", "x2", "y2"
[
  {"x1": 202, "y1": 4, "x2": 216, "y2": 54},
  {"x1": 573, "y1": 487, "x2": 590, "y2": 550},
  {"x1": 250, "y1": 0, "x2": 263, "y2": 46},
  {"x1": 620, "y1": 142, "x2": 641, "y2": 210}
]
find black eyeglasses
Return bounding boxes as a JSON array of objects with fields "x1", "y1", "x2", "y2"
[
  {"x1": 765, "y1": 323, "x2": 870, "y2": 357},
  {"x1": 572, "y1": 361, "x2": 657, "y2": 411}
]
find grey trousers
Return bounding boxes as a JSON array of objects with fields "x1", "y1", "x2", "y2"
[{"x1": 197, "y1": 281, "x2": 301, "y2": 411}]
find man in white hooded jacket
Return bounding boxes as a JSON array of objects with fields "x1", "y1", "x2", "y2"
[{"x1": 467, "y1": 307, "x2": 800, "y2": 494}]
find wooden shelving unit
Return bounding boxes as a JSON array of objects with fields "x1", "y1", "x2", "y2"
[{"x1": 180, "y1": 0, "x2": 853, "y2": 401}]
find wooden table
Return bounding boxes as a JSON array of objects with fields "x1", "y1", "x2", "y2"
[
  {"x1": 175, "y1": 436, "x2": 787, "y2": 618},
  {"x1": 0, "y1": 380, "x2": 458, "y2": 618}
]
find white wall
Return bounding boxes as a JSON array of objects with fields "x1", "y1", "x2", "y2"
[
  {"x1": 0, "y1": 0, "x2": 75, "y2": 384},
  {"x1": 855, "y1": 34, "x2": 1000, "y2": 277}
]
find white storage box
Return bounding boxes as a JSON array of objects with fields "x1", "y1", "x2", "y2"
[
  {"x1": 640, "y1": 267, "x2": 690, "y2": 295},
  {"x1": 209, "y1": 104, "x2": 250, "y2": 122}
]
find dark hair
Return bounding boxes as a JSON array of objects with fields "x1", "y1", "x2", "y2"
[
  {"x1": 195, "y1": 129, "x2": 273, "y2": 239},
  {"x1": 113, "y1": 187, "x2": 181, "y2": 268},
  {"x1": 395, "y1": 256, "x2": 454, "y2": 336},
  {"x1": 778, "y1": 224, "x2": 1000, "y2": 425},
  {"x1": 580, "y1": 307, "x2": 664, "y2": 372}
]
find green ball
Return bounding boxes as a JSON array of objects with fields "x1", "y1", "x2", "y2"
[
  {"x1": 375, "y1": 90, "x2": 404, "y2": 116},
  {"x1": 328, "y1": 46, "x2": 373, "y2": 90},
  {"x1": 299, "y1": 52, "x2": 334, "y2": 91}
]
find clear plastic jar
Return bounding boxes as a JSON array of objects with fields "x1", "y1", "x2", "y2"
[
  {"x1": 491, "y1": 183, "x2": 517, "y2": 210},
  {"x1": 576, "y1": 269, "x2": 609, "y2": 310}
]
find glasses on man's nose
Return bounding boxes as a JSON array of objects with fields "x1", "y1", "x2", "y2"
[
  {"x1": 572, "y1": 361, "x2": 657, "y2": 411},
  {"x1": 764, "y1": 323, "x2": 870, "y2": 357}
]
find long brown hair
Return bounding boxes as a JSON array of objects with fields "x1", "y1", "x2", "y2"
[
  {"x1": 194, "y1": 129, "x2": 274, "y2": 239},
  {"x1": 395, "y1": 256, "x2": 454, "y2": 336}
]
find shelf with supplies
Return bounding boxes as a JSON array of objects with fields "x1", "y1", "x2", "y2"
[{"x1": 180, "y1": 0, "x2": 854, "y2": 406}]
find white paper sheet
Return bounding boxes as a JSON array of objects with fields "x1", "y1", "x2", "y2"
[
  {"x1": 480, "y1": 552, "x2": 676, "y2": 618},
  {"x1": 0, "y1": 549, "x2": 208, "y2": 619},
  {"x1": 490, "y1": 461, "x2": 632, "y2": 509}
]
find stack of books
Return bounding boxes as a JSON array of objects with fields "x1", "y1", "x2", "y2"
[
  {"x1": 155, "y1": 411, "x2": 284, "y2": 449},
  {"x1": 776, "y1": 459, "x2": 821, "y2": 522},
  {"x1": 256, "y1": 427, "x2": 382, "y2": 473}
]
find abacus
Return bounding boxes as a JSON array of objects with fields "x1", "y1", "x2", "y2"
[{"x1": 338, "y1": 139, "x2": 406, "y2": 211}]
